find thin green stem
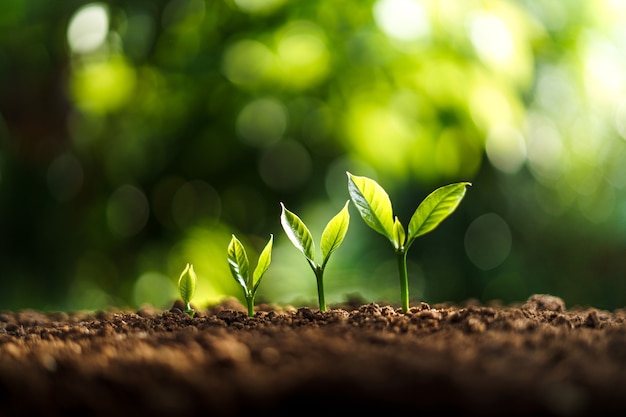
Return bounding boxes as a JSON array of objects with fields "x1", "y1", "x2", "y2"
[
  {"x1": 315, "y1": 266, "x2": 327, "y2": 312},
  {"x1": 245, "y1": 295, "x2": 255, "y2": 317},
  {"x1": 184, "y1": 302, "x2": 194, "y2": 317},
  {"x1": 396, "y1": 250, "x2": 409, "y2": 313}
]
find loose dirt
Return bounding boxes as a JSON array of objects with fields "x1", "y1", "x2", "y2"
[{"x1": 1, "y1": 294, "x2": 625, "y2": 417}]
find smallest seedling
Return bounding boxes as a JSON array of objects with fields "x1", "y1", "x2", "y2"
[{"x1": 178, "y1": 263, "x2": 197, "y2": 317}]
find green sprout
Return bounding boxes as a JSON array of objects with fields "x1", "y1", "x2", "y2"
[
  {"x1": 227, "y1": 234, "x2": 274, "y2": 317},
  {"x1": 178, "y1": 263, "x2": 197, "y2": 317},
  {"x1": 347, "y1": 172, "x2": 471, "y2": 313},
  {"x1": 280, "y1": 201, "x2": 350, "y2": 312}
]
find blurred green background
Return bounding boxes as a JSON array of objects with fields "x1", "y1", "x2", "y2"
[{"x1": 2, "y1": 0, "x2": 626, "y2": 312}]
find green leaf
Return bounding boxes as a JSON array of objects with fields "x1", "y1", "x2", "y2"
[
  {"x1": 252, "y1": 234, "x2": 274, "y2": 294},
  {"x1": 227, "y1": 234, "x2": 250, "y2": 292},
  {"x1": 392, "y1": 216, "x2": 405, "y2": 249},
  {"x1": 320, "y1": 200, "x2": 350, "y2": 267},
  {"x1": 280, "y1": 202, "x2": 316, "y2": 264},
  {"x1": 178, "y1": 263, "x2": 197, "y2": 305},
  {"x1": 407, "y1": 182, "x2": 471, "y2": 248},
  {"x1": 346, "y1": 172, "x2": 394, "y2": 243}
]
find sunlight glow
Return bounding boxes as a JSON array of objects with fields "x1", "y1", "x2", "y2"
[
  {"x1": 275, "y1": 21, "x2": 329, "y2": 89},
  {"x1": 470, "y1": 83, "x2": 515, "y2": 129},
  {"x1": 67, "y1": 3, "x2": 109, "y2": 54},
  {"x1": 485, "y1": 125, "x2": 526, "y2": 174},
  {"x1": 373, "y1": 0, "x2": 430, "y2": 42},
  {"x1": 582, "y1": 35, "x2": 626, "y2": 105},
  {"x1": 469, "y1": 13, "x2": 514, "y2": 66},
  {"x1": 614, "y1": 99, "x2": 626, "y2": 141},
  {"x1": 346, "y1": 101, "x2": 415, "y2": 177},
  {"x1": 70, "y1": 56, "x2": 136, "y2": 114}
]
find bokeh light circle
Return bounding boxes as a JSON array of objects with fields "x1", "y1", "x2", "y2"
[
  {"x1": 464, "y1": 213, "x2": 512, "y2": 270},
  {"x1": 258, "y1": 140, "x2": 312, "y2": 191},
  {"x1": 106, "y1": 184, "x2": 150, "y2": 238}
]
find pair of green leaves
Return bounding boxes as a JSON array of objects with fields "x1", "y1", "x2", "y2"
[
  {"x1": 347, "y1": 172, "x2": 471, "y2": 312},
  {"x1": 279, "y1": 201, "x2": 351, "y2": 273},
  {"x1": 227, "y1": 234, "x2": 274, "y2": 317},
  {"x1": 347, "y1": 172, "x2": 471, "y2": 252},
  {"x1": 280, "y1": 201, "x2": 350, "y2": 311}
]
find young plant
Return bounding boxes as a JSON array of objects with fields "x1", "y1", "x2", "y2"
[
  {"x1": 178, "y1": 263, "x2": 197, "y2": 317},
  {"x1": 347, "y1": 172, "x2": 471, "y2": 313},
  {"x1": 227, "y1": 234, "x2": 274, "y2": 317},
  {"x1": 280, "y1": 201, "x2": 350, "y2": 312}
]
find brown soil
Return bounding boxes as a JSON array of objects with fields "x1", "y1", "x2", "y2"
[{"x1": 1, "y1": 294, "x2": 625, "y2": 417}]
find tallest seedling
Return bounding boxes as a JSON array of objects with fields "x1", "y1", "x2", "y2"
[{"x1": 347, "y1": 172, "x2": 471, "y2": 313}]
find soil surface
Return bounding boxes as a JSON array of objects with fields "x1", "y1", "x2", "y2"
[{"x1": 1, "y1": 294, "x2": 626, "y2": 417}]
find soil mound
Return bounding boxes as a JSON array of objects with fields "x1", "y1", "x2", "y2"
[{"x1": 1, "y1": 294, "x2": 625, "y2": 416}]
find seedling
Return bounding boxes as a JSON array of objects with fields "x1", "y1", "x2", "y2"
[
  {"x1": 347, "y1": 172, "x2": 470, "y2": 313},
  {"x1": 280, "y1": 201, "x2": 350, "y2": 312},
  {"x1": 178, "y1": 263, "x2": 197, "y2": 317},
  {"x1": 227, "y1": 234, "x2": 274, "y2": 317}
]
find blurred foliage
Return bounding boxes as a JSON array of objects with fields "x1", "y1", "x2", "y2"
[{"x1": 2, "y1": 0, "x2": 626, "y2": 311}]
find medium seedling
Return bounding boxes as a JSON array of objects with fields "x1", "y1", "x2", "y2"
[
  {"x1": 227, "y1": 234, "x2": 274, "y2": 317},
  {"x1": 178, "y1": 263, "x2": 197, "y2": 317},
  {"x1": 347, "y1": 172, "x2": 470, "y2": 313},
  {"x1": 280, "y1": 201, "x2": 350, "y2": 312}
]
